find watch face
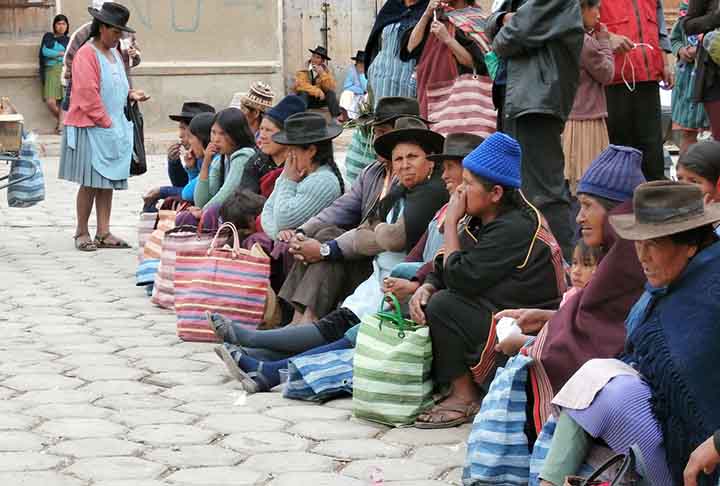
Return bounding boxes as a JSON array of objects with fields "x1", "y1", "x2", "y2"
[{"x1": 320, "y1": 244, "x2": 331, "y2": 257}]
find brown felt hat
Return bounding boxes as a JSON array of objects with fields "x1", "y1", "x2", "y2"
[
  {"x1": 373, "y1": 117, "x2": 444, "y2": 161},
  {"x1": 610, "y1": 181, "x2": 720, "y2": 241}
]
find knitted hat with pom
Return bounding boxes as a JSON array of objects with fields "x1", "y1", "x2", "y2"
[
  {"x1": 577, "y1": 145, "x2": 646, "y2": 203},
  {"x1": 462, "y1": 132, "x2": 522, "y2": 188}
]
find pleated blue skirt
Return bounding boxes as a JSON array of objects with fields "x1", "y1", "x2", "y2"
[{"x1": 58, "y1": 126, "x2": 128, "y2": 190}]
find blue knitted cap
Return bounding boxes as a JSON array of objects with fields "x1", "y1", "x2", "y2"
[
  {"x1": 462, "y1": 132, "x2": 522, "y2": 188},
  {"x1": 577, "y1": 145, "x2": 646, "y2": 202},
  {"x1": 266, "y1": 95, "x2": 307, "y2": 125}
]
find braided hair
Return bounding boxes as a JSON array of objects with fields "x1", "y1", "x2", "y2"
[
  {"x1": 475, "y1": 176, "x2": 538, "y2": 222},
  {"x1": 299, "y1": 141, "x2": 346, "y2": 194}
]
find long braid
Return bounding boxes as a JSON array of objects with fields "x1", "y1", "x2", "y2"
[
  {"x1": 327, "y1": 158, "x2": 346, "y2": 194},
  {"x1": 304, "y1": 141, "x2": 346, "y2": 194}
]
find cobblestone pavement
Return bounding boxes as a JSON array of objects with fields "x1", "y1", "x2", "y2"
[{"x1": 0, "y1": 154, "x2": 467, "y2": 485}]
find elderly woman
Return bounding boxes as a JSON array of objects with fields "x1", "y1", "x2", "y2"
[
  {"x1": 59, "y1": 3, "x2": 148, "y2": 251},
  {"x1": 539, "y1": 181, "x2": 720, "y2": 486},
  {"x1": 40, "y1": 14, "x2": 69, "y2": 132},
  {"x1": 409, "y1": 133, "x2": 567, "y2": 428}
]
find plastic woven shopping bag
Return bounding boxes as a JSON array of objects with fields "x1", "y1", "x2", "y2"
[
  {"x1": 7, "y1": 135, "x2": 45, "y2": 208},
  {"x1": 352, "y1": 295, "x2": 434, "y2": 426}
]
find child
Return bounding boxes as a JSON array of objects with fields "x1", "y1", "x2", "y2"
[
  {"x1": 676, "y1": 140, "x2": 720, "y2": 204},
  {"x1": 561, "y1": 239, "x2": 602, "y2": 307}
]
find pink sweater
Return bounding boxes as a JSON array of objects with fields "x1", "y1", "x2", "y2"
[
  {"x1": 63, "y1": 43, "x2": 112, "y2": 129},
  {"x1": 568, "y1": 31, "x2": 615, "y2": 121}
]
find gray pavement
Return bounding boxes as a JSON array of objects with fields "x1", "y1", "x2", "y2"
[{"x1": 0, "y1": 154, "x2": 466, "y2": 485}]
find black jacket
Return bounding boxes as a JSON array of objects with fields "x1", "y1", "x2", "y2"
[
  {"x1": 685, "y1": 0, "x2": 720, "y2": 103},
  {"x1": 486, "y1": 0, "x2": 584, "y2": 121}
]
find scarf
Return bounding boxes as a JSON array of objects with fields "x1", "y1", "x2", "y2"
[
  {"x1": 444, "y1": 6, "x2": 491, "y2": 54},
  {"x1": 624, "y1": 241, "x2": 720, "y2": 486},
  {"x1": 364, "y1": 0, "x2": 429, "y2": 69}
]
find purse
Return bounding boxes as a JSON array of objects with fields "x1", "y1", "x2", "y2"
[
  {"x1": 125, "y1": 100, "x2": 147, "y2": 176},
  {"x1": 565, "y1": 445, "x2": 651, "y2": 486},
  {"x1": 352, "y1": 294, "x2": 434, "y2": 427}
]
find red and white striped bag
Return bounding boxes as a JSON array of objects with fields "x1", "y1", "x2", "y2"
[
  {"x1": 137, "y1": 212, "x2": 157, "y2": 262},
  {"x1": 426, "y1": 73, "x2": 496, "y2": 139}
]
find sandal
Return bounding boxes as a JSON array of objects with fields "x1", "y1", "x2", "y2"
[
  {"x1": 74, "y1": 234, "x2": 97, "y2": 252},
  {"x1": 206, "y1": 311, "x2": 239, "y2": 343},
  {"x1": 414, "y1": 402, "x2": 480, "y2": 429},
  {"x1": 214, "y1": 345, "x2": 259, "y2": 393},
  {"x1": 94, "y1": 233, "x2": 131, "y2": 249}
]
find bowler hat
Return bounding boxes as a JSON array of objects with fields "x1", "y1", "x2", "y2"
[
  {"x1": 169, "y1": 102, "x2": 216, "y2": 122},
  {"x1": 265, "y1": 95, "x2": 307, "y2": 126},
  {"x1": 309, "y1": 45, "x2": 331, "y2": 61},
  {"x1": 427, "y1": 133, "x2": 485, "y2": 163},
  {"x1": 373, "y1": 117, "x2": 444, "y2": 161},
  {"x1": 272, "y1": 112, "x2": 343, "y2": 145},
  {"x1": 351, "y1": 50, "x2": 365, "y2": 63},
  {"x1": 88, "y1": 2, "x2": 135, "y2": 33},
  {"x1": 357, "y1": 97, "x2": 432, "y2": 127},
  {"x1": 610, "y1": 181, "x2": 720, "y2": 241}
]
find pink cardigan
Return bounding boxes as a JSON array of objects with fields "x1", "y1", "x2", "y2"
[{"x1": 63, "y1": 43, "x2": 113, "y2": 128}]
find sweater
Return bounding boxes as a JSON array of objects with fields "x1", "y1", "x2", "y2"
[
  {"x1": 569, "y1": 31, "x2": 614, "y2": 120},
  {"x1": 42, "y1": 41, "x2": 66, "y2": 67},
  {"x1": 194, "y1": 148, "x2": 255, "y2": 209},
  {"x1": 63, "y1": 43, "x2": 112, "y2": 128},
  {"x1": 295, "y1": 69, "x2": 336, "y2": 98},
  {"x1": 260, "y1": 165, "x2": 342, "y2": 239}
]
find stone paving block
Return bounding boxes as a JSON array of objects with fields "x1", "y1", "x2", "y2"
[
  {"x1": 94, "y1": 481, "x2": 168, "y2": 486},
  {"x1": 118, "y1": 346, "x2": 191, "y2": 359},
  {"x1": 24, "y1": 403, "x2": 111, "y2": 419},
  {"x1": 0, "y1": 432, "x2": 49, "y2": 452},
  {"x1": 52, "y1": 342, "x2": 122, "y2": 355},
  {"x1": 242, "y1": 392, "x2": 313, "y2": 410},
  {"x1": 0, "y1": 452, "x2": 66, "y2": 471},
  {"x1": 342, "y1": 459, "x2": 439, "y2": 482},
  {"x1": 312, "y1": 439, "x2": 407, "y2": 460},
  {"x1": 64, "y1": 456, "x2": 166, "y2": 481},
  {"x1": 188, "y1": 351, "x2": 224, "y2": 364},
  {"x1": 14, "y1": 389, "x2": 101, "y2": 405},
  {"x1": 93, "y1": 327, "x2": 158, "y2": 339},
  {"x1": 81, "y1": 380, "x2": 162, "y2": 396},
  {"x1": 48, "y1": 438, "x2": 145, "y2": 458},
  {"x1": 161, "y1": 384, "x2": 245, "y2": 402},
  {"x1": 174, "y1": 397, "x2": 247, "y2": 416},
  {"x1": 57, "y1": 353, "x2": 130, "y2": 368},
  {"x1": 242, "y1": 451, "x2": 336, "y2": 473},
  {"x1": 95, "y1": 394, "x2": 182, "y2": 410},
  {"x1": 127, "y1": 424, "x2": 217, "y2": 446},
  {"x1": 164, "y1": 466, "x2": 266, "y2": 485},
  {"x1": 86, "y1": 317, "x2": 154, "y2": 329},
  {"x1": 73, "y1": 311, "x2": 141, "y2": 320},
  {"x1": 381, "y1": 425, "x2": 472, "y2": 446},
  {"x1": 68, "y1": 365, "x2": 148, "y2": 381},
  {"x1": 197, "y1": 413, "x2": 288, "y2": 433},
  {"x1": 221, "y1": 432, "x2": 310, "y2": 454},
  {"x1": 0, "y1": 401, "x2": 30, "y2": 413},
  {"x1": 37, "y1": 418, "x2": 127, "y2": 439},
  {"x1": 0, "y1": 471, "x2": 84, "y2": 486},
  {"x1": 144, "y1": 444, "x2": 243, "y2": 467},
  {"x1": 19, "y1": 315, "x2": 86, "y2": 327},
  {"x1": 265, "y1": 405, "x2": 350, "y2": 422},
  {"x1": 443, "y1": 467, "x2": 462, "y2": 485},
  {"x1": 144, "y1": 371, "x2": 227, "y2": 387},
  {"x1": 0, "y1": 350, "x2": 57, "y2": 363},
  {"x1": 0, "y1": 413, "x2": 40, "y2": 430},
  {"x1": 288, "y1": 420, "x2": 382, "y2": 441},
  {"x1": 385, "y1": 481, "x2": 456, "y2": 486},
  {"x1": 31, "y1": 324, "x2": 89, "y2": 336},
  {"x1": 0, "y1": 361, "x2": 72, "y2": 375},
  {"x1": 135, "y1": 358, "x2": 209, "y2": 373},
  {"x1": 110, "y1": 408, "x2": 198, "y2": 427},
  {"x1": 411, "y1": 444, "x2": 467, "y2": 469},
  {"x1": 322, "y1": 397, "x2": 354, "y2": 411},
  {"x1": 269, "y1": 472, "x2": 366, "y2": 486},
  {"x1": 0, "y1": 386, "x2": 17, "y2": 400}
]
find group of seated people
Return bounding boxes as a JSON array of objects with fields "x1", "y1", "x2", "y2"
[{"x1": 139, "y1": 87, "x2": 720, "y2": 486}]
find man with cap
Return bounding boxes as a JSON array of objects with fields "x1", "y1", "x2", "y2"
[
  {"x1": 339, "y1": 50, "x2": 368, "y2": 120},
  {"x1": 142, "y1": 101, "x2": 215, "y2": 211},
  {"x1": 279, "y1": 97, "x2": 443, "y2": 324},
  {"x1": 294, "y1": 45, "x2": 341, "y2": 119}
]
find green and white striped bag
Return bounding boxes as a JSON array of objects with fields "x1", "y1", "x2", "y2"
[
  {"x1": 353, "y1": 295, "x2": 434, "y2": 426},
  {"x1": 344, "y1": 128, "x2": 376, "y2": 186}
]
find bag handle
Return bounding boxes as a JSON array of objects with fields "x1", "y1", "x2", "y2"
[
  {"x1": 209, "y1": 222, "x2": 241, "y2": 256},
  {"x1": 376, "y1": 293, "x2": 413, "y2": 338},
  {"x1": 582, "y1": 445, "x2": 649, "y2": 486},
  {"x1": 581, "y1": 454, "x2": 627, "y2": 486}
]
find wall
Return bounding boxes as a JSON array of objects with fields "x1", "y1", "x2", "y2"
[{"x1": 0, "y1": 0, "x2": 284, "y2": 133}]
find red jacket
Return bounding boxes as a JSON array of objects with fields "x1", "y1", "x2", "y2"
[{"x1": 600, "y1": 0, "x2": 665, "y2": 85}]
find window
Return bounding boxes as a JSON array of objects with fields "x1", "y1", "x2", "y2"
[{"x1": 0, "y1": 0, "x2": 57, "y2": 42}]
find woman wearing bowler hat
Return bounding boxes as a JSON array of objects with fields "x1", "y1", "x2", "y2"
[{"x1": 59, "y1": 2, "x2": 150, "y2": 251}]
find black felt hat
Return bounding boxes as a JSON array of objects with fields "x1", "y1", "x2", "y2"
[
  {"x1": 427, "y1": 133, "x2": 485, "y2": 162},
  {"x1": 351, "y1": 50, "x2": 365, "y2": 63},
  {"x1": 309, "y1": 45, "x2": 331, "y2": 61},
  {"x1": 88, "y1": 2, "x2": 135, "y2": 33},
  {"x1": 272, "y1": 112, "x2": 343, "y2": 145},
  {"x1": 168, "y1": 102, "x2": 216, "y2": 122},
  {"x1": 373, "y1": 117, "x2": 444, "y2": 161}
]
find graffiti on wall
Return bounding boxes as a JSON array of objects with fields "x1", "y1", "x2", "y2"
[{"x1": 127, "y1": 0, "x2": 264, "y2": 33}]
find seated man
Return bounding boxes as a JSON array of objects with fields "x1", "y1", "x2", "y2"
[
  {"x1": 142, "y1": 102, "x2": 215, "y2": 211},
  {"x1": 339, "y1": 50, "x2": 368, "y2": 120},
  {"x1": 294, "y1": 45, "x2": 341, "y2": 119}
]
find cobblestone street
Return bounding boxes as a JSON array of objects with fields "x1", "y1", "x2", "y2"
[{"x1": 0, "y1": 154, "x2": 467, "y2": 486}]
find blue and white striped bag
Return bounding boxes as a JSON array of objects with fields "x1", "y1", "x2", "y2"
[
  {"x1": 136, "y1": 258, "x2": 160, "y2": 287},
  {"x1": 7, "y1": 137, "x2": 45, "y2": 208},
  {"x1": 283, "y1": 349, "x2": 354, "y2": 402},
  {"x1": 463, "y1": 353, "x2": 533, "y2": 486}
]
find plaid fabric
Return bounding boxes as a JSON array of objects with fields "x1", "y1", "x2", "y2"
[
  {"x1": 445, "y1": 7, "x2": 491, "y2": 54},
  {"x1": 283, "y1": 349, "x2": 354, "y2": 402}
]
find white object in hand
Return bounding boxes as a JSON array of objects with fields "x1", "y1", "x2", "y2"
[{"x1": 496, "y1": 316, "x2": 521, "y2": 343}]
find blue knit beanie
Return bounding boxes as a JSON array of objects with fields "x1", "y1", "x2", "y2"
[
  {"x1": 577, "y1": 145, "x2": 646, "y2": 202},
  {"x1": 266, "y1": 95, "x2": 307, "y2": 126},
  {"x1": 462, "y1": 132, "x2": 522, "y2": 188}
]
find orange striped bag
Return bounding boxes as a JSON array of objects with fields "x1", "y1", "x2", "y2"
[{"x1": 174, "y1": 223, "x2": 271, "y2": 342}]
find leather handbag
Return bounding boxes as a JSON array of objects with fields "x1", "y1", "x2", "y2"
[{"x1": 564, "y1": 445, "x2": 651, "y2": 486}]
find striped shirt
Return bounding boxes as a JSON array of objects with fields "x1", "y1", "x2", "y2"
[{"x1": 366, "y1": 22, "x2": 417, "y2": 107}]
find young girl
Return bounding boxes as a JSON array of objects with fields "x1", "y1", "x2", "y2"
[
  {"x1": 562, "y1": 0, "x2": 614, "y2": 195},
  {"x1": 677, "y1": 140, "x2": 720, "y2": 236},
  {"x1": 561, "y1": 239, "x2": 602, "y2": 307}
]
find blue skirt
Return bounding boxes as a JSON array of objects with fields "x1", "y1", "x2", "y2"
[
  {"x1": 58, "y1": 127, "x2": 128, "y2": 190},
  {"x1": 671, "y1": 62, "x2": 709, "y2": 130}
]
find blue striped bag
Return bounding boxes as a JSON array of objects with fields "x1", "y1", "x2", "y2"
[
  {"x1": 463, "y1": 353, "x2": 533, "y2": 486},
  {"x1": 352, "y1": 295, "x2": 434, "y2": 427},
  {"x1": 136, "y1": 258, "x2": 160, "y2": 287},
  {"x1": 283, "y1": 348, "x2": 354, "y2": 402},
  {"x1": 7, "y1": 137, "x2": 45, "y2": 208}
]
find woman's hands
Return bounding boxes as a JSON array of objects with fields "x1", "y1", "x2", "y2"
[
  {"x1": 277, "y1": 230, "x2": 295, "y2": 242},
  {"x1": 283, "y1": 150, "x2": 307, "y2": 183},
  {"x1": 423, "y1": 0, "x2": 444, "y2": 18},
  {"x1": 409, "y1": 283, "x2": 436, "y2": 325},
  {"x1": 183, "y1": 147, "x2": 196, "y2": 169},
  {"x1": 383, "y1": 277, "x2": 420, "y2": 303},
  {"x1": 495, "y1": 332, "x2": 529, "y2": 356},
  {"x1": 494, "y1": 308, "x2": 555, "y2": 335},
  {"x1": 445, "y1": 186, "x2": 467, "y2": 226},
  {"x1": 129, "y1": 89, "x2": 150, "y2": 102},
  {"x1": 679, "y1": 45, "x2": 698, "y2": 63},
  {"x1": 430, "y1": 20, "x2": 452, "y2": 44}
]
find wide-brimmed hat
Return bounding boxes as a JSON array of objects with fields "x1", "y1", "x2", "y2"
[
  {"x1": 462, "y1": 132, "x2": 522, "y2": 188},
  {"x1": 610, "y1": 181, "x2": 720, "y2": 241},
  {"x1": 88, "y1": 2, "x2": 135, "y2": 33},
  {"x1": 357, "y1": 97, "x2": 431, "y2": 127},
  {"x1": 169, "y1": 102, "x2": 215, "y2": 122},
  {"x1": 427, "y1": 133, "x2": 485, "y2": 163},
  {"x1": 272, "y1": 112, "x2": 343, "y2": 145},
  {"x1": 309, "y1": 45, "x2": 331, "y2": 61},
  {"x1": 232, "y1": 82, "x2": 275, "y2": 113},
  {"x1": 351, "y1": 50, "x2": 365, "y2": 63},
  {"x1": 373, "y1": 117, "x2": 444, "y2": 161}
]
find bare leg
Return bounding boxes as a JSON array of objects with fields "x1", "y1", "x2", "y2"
[
  {"x1": 94, "y1": 188, "x2": 113, "y2": 238},
  {"x1": 416, "y1": 372, "x2": 483, "y2": 427},
  {"x1": 301, "y1": 307, "x2": 319, "y2": 324},
  {"x1": 75, "y1": 186, "x2": 96, "y2": 250},
  {"x1": 46, "y1": 98, "x2": 60, "y2": 119}
]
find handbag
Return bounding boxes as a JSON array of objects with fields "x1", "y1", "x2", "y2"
[
  {"x1": 125, "y1": 100, "x2": 147, "y2": 176},
  {"x1": 174, "y1": 222, "x2": 271, "y2": 342},
  {"x1": 151, "y1": 224, "x2": 215, "y2": 310},
  {"x1": 352, "y1": 294, "x2": 434, "y2": 427},
  {"x1": 7, "y1": 135, "x2": 45, "y2": 208},
  {"x1": 283, "y1": 348, "x2": 354, "y2": 402},
  {"x1": 565, "y1": 445, "x2": 651, "y2": 486},
  {"x1": 136, "y1": 258, "x2": 159, "y2": 287}
]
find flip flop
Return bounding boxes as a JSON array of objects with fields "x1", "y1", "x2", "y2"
[
  {"x1": 414, "y1": 403, "x2": 480, "y2": 429},
  {"x1": 94, "y1": 233, "x2": 131, "y2": 249},
  {"x1": 214, "y1": 345, "x2": 259, "y2": 393}
]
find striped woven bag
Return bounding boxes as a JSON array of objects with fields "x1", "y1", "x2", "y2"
[
  {"x1": 174, "y1": 222, "x2": 271, "y2": 342},
  {"x1": 426, "y1": 72, "x2": 496, "y2": 139},
  {"x1": 352, "y1": 295, "x2": 434, "y2": 427}
]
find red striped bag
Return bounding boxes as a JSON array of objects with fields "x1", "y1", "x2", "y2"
[
  {"x1": 137, "y1": 212, "x2": 157, "y2": 262},
  {"x1": 151, "y1": 225, "x2": 215, "y2": 310},
  {"x1": 426, "y1": 72, "x2": 496, "y2": 139},
  {"x1": 174, "y1": 222, "x2": 271, "y2": 342}
]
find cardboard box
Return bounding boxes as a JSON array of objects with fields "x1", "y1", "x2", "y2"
[{"x1": 0, "y1": 114, "x2": 24, "y2": 154}]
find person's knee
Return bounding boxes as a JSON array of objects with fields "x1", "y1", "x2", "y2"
[{"x1": 425, "y1": 290, "x2": 454, "y2": 325}]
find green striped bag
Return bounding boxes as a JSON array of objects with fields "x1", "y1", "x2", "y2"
[
  {"x1": 344, "y1": 128, "x2": 376, "y2": 186},
  {"x1": 352, "y1": 295, "x2": 434, "y2": 426}
]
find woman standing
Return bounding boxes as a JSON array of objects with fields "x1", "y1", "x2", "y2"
[
  {"x1": 59, "y1": 3, "x2": 149, "y2": 251},
  {"x1": 40, "y1": 14, "x2": 70, "y2": 133}
]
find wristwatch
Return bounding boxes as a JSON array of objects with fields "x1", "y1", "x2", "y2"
[{"x1": 319, "y1": 243, "x2": 331, "y2": 259}]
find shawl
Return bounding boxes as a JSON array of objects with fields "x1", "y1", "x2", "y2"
[
  {"x1": 526, "y1": 201, "x2": 646, "y2": 407},
  {"x1": 364, "y1": 0, "x2": 429, "y2": 69},
  {"x1": 39, "y1": 31, "x2": 70, "y2": 84},
  {"x1": 624, "y1": 240, "x2": 720, "y2": 486}
]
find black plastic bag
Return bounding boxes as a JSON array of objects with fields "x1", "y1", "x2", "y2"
[{"x1": 125, "y1": 100, "x2": 147, "y2": 176}]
